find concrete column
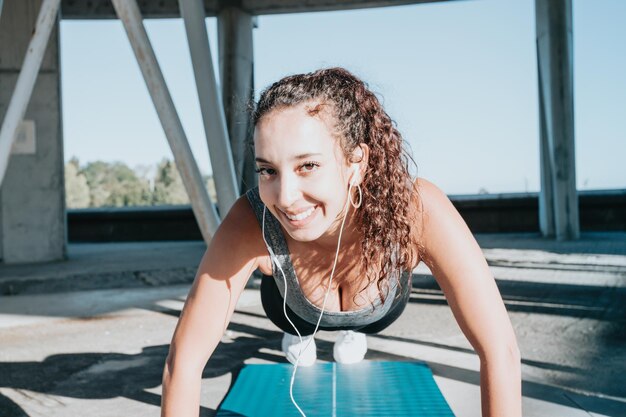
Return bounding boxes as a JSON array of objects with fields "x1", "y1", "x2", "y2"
[
  {"x1": 180, "y1": 0, "x2": 239, "y2": 217},
  {"x1": 218, "y1": 5, "x2": 257, "y2": 194},
  {"x1": 535, "y1": 0, "x2": 579, "y2": 240},
  {"x1": 0, "y1": 0, "x2": 66, "y2": 263}
]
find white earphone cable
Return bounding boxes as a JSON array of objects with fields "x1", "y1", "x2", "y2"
[{"x1": 261, "y1": 181, "x2": 354, "y2": 417}]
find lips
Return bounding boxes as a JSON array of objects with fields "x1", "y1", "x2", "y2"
[
  {"x1": 279, "y1": 205, "x2": 318, "y2": 227},
  {"x1": 282, "y1": 206, "x2": 316, "y2": 221}
]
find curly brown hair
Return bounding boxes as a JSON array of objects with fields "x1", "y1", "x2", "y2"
[{"x1": 252, "y1": 67, "x2": 423, "y2": 305}]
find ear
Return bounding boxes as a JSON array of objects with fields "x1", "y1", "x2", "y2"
[{"x1": 349, "y1": 143, "x2": 369, "y2": 186}]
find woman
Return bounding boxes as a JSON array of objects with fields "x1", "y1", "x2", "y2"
[{"x1": 161, "y1": 67, "x2": 521, "y2": 416}]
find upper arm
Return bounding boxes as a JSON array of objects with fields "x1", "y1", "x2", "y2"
[
  {"x1": 166, "y1": 195, "x2": 266, "y2": 373},
  {"x1": 415, "y1": 178, "x2": 518, "y2": 359}
]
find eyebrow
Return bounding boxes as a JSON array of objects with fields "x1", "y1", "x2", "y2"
[{"x1": 255, "y1": 153, "x2": 323, "y2": 164}]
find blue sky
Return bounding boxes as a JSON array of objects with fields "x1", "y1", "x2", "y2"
[{"x1": 59, "y1": 0, "x2": 625, "y2": 195}]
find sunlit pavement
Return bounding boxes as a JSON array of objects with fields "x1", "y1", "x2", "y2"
[{"x1": 0, "y1": 233, "x2": 625, "y2": 417}]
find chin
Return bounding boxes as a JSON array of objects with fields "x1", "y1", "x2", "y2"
[{"x1": 285, "y1": 227, "x2": 324, "y2": 242}]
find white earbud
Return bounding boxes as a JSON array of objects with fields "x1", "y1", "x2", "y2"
[{"x1": 350, "y1": 165, "x2": 360, "y2": 186}]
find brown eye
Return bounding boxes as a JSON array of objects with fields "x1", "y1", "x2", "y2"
[
  {"x1": 255, "y1": 167, "x2": 276, "y2": 176},
  {"x1": 300, "y1": 162, "x2": 320, "y2": 173}
]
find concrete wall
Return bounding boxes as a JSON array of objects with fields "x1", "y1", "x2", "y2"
[
  {"x1": 66, "y1": 190, "x2": 626, "y2": 243},
  {"x1": 0, "y1": 0, "x2": 66, "y2": 264}
]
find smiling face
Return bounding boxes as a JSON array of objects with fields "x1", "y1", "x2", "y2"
[{"x1": 254, "y1": 103, "x2": 356, "y2": 244}]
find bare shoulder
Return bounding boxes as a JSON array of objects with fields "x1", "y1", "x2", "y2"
[
  {"x1": 410, "y1": 177, "x2": 465, "y2": 266},
  {"x1": 219, "y1": 194, "x2": 258, "y2": 234},
  {"x1": 216, "y1": 194, "x2": 266, "y2": 256},
  {"x1": 408, "y1": 177, "x2": 443, "y2": 234},
  {"x1": 412, "y1": 176, "x2": 485, "y2": 276},
  {"x1": 412, "y1": 177, "x2": 451, "y2": 217},
  {"x1": 403, "y1": 177, "x2": 440, "y2": 267}
]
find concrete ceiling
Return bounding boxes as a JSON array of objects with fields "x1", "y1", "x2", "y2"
[{"x1": 60, "y1": 0, "x2": 456, "y2": 19}]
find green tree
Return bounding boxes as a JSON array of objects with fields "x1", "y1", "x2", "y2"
[
  {"x1": 82, "y1": 161, "x2": 151, "y2": 207},
  {"x1": 64, "y1": 157, "x2": 90, "y2": 208},
  {"x1": 152, "y1": 158, "x2": 190, "y2": 205},
  {"x1": 64, "y1": 158, "x2": 220, "y2": 209}
]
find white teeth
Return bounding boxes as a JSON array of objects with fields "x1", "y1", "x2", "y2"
[{"x1": 285, "y1": 207, "x2": 315, "y2": 221}]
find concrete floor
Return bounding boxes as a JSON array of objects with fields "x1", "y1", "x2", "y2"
[{"x1": 0, "y1": 232, "x2": 625, "y2": 416}]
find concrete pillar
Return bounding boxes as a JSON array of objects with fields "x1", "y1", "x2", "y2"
[
  {"x1": 0, "y1": 0, "x2": 66, "y2": 263},
  {"x1": 180, "y1": 0, "x2": 240, "y2": 217},
  {"x1": 535, "y1": 0, "x2": 579, "y2": 240},
  {"x1": 218, "y1": 5, "x2": 257, "y2": 194}
]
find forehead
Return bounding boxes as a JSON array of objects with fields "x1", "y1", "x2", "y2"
[{"x1": 254, "y1": 104, "x2": 341, "y2": 161}]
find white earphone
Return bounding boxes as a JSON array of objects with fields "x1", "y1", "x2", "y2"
[
  {"x1": 349, "y1": 165, "x2": 363, "y2": 208},
  {"x1": 350, "y1": 164, "x2": 360, "y2": 186},
  {"x1": 260, "y1": 169, "x2": 355, "y2": 417}
]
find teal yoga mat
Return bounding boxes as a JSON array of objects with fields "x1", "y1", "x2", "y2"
[{"x1": 216, "y1": 361, "x2": 455, "y2": 416}]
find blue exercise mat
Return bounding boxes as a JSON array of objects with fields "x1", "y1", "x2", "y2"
[{"x1": 216, "y1": 361, "x2": 455, "y2": 416}]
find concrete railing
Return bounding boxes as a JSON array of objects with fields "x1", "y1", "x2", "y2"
[{"x1": 67, "y1": 189, "x2": 626, "y2": 242}]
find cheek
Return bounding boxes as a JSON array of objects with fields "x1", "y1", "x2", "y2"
[
  {"x1": 319, "y1": 187, "x2": 349, "y2": 218},
  {"x1": 257, "y1": 174, "x2": 347, "y2": 213}
]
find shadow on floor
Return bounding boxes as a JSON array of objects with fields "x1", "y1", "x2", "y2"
[
  {"x1": 2, "y1": 312, "x2": 625, "y2": 417},
  {"x1": 411, "y1": 273, "x2": 626, "y2": 321}
]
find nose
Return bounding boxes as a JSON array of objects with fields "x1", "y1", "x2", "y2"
[{"x1": 276, "y1": 173, "x2": 301, "y2": 209}]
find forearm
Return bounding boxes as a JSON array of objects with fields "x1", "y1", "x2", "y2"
[
  {"x1": 479, "y1": 350, "x2": 522, "y2": 417},
  {"x1": 161, "y1": 362, "x2": 203, "y2": 417}
]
